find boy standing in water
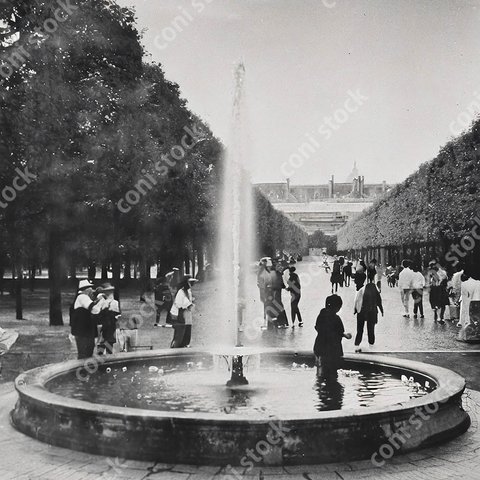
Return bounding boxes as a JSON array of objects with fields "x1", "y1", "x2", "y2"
[{"x1": 313, "y1": 295, "x2": 352, "y2": 382}]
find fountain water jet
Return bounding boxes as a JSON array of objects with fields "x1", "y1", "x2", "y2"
[{"x1": 218, "y1": 61, "x2": 256, "y2": 386}]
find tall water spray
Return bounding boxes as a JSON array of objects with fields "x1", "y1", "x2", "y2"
[{"x1": 217, "y1": 61, "x2": 256, "y2": 354}]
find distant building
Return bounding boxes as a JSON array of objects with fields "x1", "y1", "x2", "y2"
[{"x1": 255, "y1": 164, "x2": 393, "y2": 235}]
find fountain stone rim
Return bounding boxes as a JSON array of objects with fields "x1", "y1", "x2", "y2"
[{"x1": 13, "y1": 348, "x2": 465, "y2": 422}]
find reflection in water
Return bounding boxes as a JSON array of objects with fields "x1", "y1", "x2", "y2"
[{"x1": 315, "y1": 378, "x2": 344, "y2": 411}]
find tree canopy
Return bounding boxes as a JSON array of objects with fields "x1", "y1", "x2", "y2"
[{"x1": 0, "y1": 0, "x2": 305, "y2": 324}]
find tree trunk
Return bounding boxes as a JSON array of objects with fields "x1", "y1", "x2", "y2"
[
  {"x1": 87, "y1": 261, "x2": 96, "y2": 280},
  {"x1": 159, "y1": 249, "x2": 174, "y2": 276},
  {"x1": 0, "y1": 263, "x2": 5, "y2": 295},
  {"x1": 101, "y1": 262, "x2": 108, "y2": 280},
  {"x1": 69, "y1": 259, "x2": 77, "y2": 280},
  {"x1": 29, "y1": 264, "x2": 36, "y2": 292},
  {"x1": 184, "y1": 250, "x2": 191, "y2": 275},
  {"x1": 48, "y1": 229, "x2": 64, "y2": 326},
  {"x1": 111, "y1": 253, "x2": 121, "y2": 302},
  {"x1": 139, "y1": 255, "x2": 150, "y2": 300},
  {"x1": 124, "y1": 254, "x2": 131, "y2": 281},
  {"x1": 197, "y1": 243, "x2": 205, "y2": 274},
  {"x1": 133, "y1": 261, "x2": 138, "y2": 280},
  {"x1": 191, "y1": 250, "x2": 196, "y2": 279},
  {"x1": 15, "y1": 274, "x2": 23, "y2": 320}
]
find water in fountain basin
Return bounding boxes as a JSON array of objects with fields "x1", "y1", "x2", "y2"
[{"x1": 46, "y1": 356, "x2": 433, "y2": 416}]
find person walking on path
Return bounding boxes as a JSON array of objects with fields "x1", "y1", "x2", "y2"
[
  {"x1": 322, "y1": 255, "x2": 331, "y2": 273},
  {"x1": 95, "y1": 283, "x2": 120, "y2": 355},
  {"x1": 451, "y1": 265, "x2": 463, "y2": 325},
  {"x1": 366, "y1": 259, "x2": 377, "y2": 284},
  {"x1": 287, "y1": 267, "x2": 303, "y2": 327},
  {"x1": 428, "y1": 260, "x2": 449, "y2": 324},
  {"x1": 353, "y1": 278, "x2": 384, "y2": 352},
  {"x1": 169, "y1": 276, "x2": 197, "y2": 348},
  {"x1": 313, "y1": 295, "x2": 352, "y2": 382},
  {"x1": 458, "y1": 265, "x2": 480, "y2": 341},
  {"x1": 257, "y1": 259, "x2": 271, "y2": 329},
  {"x1": 330, "y1": 256, "x2": 343, "y2": 294},
  {"x1": 267, "y1": 262, "x2": 289, "y2": 328},
  {"x1": 153, "y1": 276, "x2": 173, "y2": 327},
  {"x1": 70, "y1": 279, "x2": 106, "y2": 359},
  {"x1": 353, "y1": 264, "x2": 367, "y2": 291},
  {"x1": 398, "y1": 260, "x2": 414, "y2": 318},
  {"x1": 411, "y1": 264, "x2": 425, "y2": 319},
  {"x1": 343, "y1": 261, "x2": 353, "y2": 287}
]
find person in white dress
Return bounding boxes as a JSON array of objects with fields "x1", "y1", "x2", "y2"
[
  {"x1": 458, "y1": 267, "x2": 480, "y2": 341},
  {"x1": 170, "y1": 276, "x2": 197, "y2": 348}
]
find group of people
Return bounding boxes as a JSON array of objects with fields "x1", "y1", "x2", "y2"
[
  {"x1": 257, "y1": 257, "x2": 303, "y2": 329},
  {"x1": 327, "y1": 255, "x2": 382, "y2": 294},
  {"x1": 70, "y1": 270, "x2": 199, "y2": 359},
  {"x1": 313, "y1": 281, "x2": 384, "y2": 381},
  {"x1": 396, "y1": 259, "x2": 450, "y2": 322},
  {"x1": 70, "y1": 280, "x2": 132, "y2": 359},
  {"x1": 315, "y1": 254, "x2": 388, "y2": 376}
]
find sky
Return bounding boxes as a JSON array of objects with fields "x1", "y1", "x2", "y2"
[{"x1": 117, "y1": 0, "x2": 480, "y2": 185}]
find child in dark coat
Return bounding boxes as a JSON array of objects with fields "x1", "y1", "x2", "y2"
[{"x1": 313, "y1": 295, "x2": 352, "y2": 381}]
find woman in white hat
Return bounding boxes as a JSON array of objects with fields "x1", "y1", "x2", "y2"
[{"x1": 70, "y1": 280, "x2": 106, "y2": 359}]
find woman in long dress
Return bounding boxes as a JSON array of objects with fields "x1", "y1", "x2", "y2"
[{"x1": 428, "y1": 263, "x2": 449, "y2": 324}]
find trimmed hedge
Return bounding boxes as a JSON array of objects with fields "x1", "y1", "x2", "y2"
[
  {"x1": 255, "y1": 189, "x2": 308, "y2": 257},
  {"x1": 337, "y1": 119, "x2": 480, "y2": 250}
]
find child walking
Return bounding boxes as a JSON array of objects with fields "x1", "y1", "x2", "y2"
[{"x1": 313, "y1": 295, "x2": 352, "y2": 382}]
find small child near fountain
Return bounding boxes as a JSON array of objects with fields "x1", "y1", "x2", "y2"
[{"x1": 313, "y1": 295, "x2": 352, "y2": 382}]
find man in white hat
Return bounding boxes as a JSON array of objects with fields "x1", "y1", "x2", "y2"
[{"x1": 70, "y1": 279, "x2": 106, "y2": 359}]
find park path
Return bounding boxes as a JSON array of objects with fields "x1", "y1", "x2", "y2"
[
  {"x1": 0, "y1": 256, "x2": 477, "y2": 384},
  {"x1": 192, "y1": 256, "x2": 475, "y2": 353}
]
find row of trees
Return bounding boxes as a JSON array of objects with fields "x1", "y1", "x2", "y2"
[
  {"x1": 0, "y1": 0, "x2": 306, "y2": 324},
  {"x1": 255, "y1": 190, "x2": 308, "y2": 258},
  {"x1": 337, "y1": 117, "x2": 480, "y2": 266},
  {"x1": 308, "y1": 230, "x2": 337, "y2": 254}
]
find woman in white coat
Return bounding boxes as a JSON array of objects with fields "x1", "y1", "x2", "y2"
[{"x1": 170, "y1": 276, "x2": 197, "y2": 348}]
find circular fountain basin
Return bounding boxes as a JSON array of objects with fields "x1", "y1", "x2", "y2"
[{"x1": 11, "y1": 350, "x2": 469, "y2": 465}]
